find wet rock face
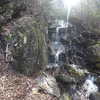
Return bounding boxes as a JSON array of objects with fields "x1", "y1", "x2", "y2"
[
  {"x1": 59, "y1": 22, "x2": 99, "y2": 68},
  {"x1": 10, "y1": 16, "x2": 47, "y2": 75},
  {"x1": 61, "y1": 28, "x2": 88, "y2": 66}
]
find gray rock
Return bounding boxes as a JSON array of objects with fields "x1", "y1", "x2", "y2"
[{"x1": 37, "y1": 73, "x2": 60, "y2": 97}]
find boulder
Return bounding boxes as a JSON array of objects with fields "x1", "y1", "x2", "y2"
[
  {"x1": 36, "y1": 73, "x2": 60, "y2": 97},
  {"x1": 64, "y1": 64, "x2": 88, "y2": 77},
  {"x1": 55, "y1": 74, "x2": 75, "y2": 84}
]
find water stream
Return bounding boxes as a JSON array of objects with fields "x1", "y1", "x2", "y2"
[
  {"x1": 47, "y1": 19, "x2": 99, "y2": 99},
  {"x1": 47, "y1": 20, "x2": 66, "y2": 68},
  {"x1": 73, "y1": 75, "x2": 98, "y2": 100},
  {"x1": 46, "y1": 0, "x2": 99, "y2": 99}
]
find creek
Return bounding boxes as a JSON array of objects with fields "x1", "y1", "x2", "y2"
[{"x1": 47, "y1": 19, "x2": 99, "y2": 100}]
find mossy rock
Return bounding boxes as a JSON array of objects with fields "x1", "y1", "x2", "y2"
[
  {"x1": 60, "y1": 93, "x2": 72, "y2": 100},
  {"x1": 91, "y1": 42, "x2": 100, "y2": 57},
  {"x1": 64, "y1": 64, "x2": 86, "y2": 77},
  {"x1": 10, "y1": 16, "x2": 48, "y2": 76},
  {"x1": 55, "y1": 74, "x2": 75, "y2": 84},
  {"x1": 89, "y1": 41, "x2": 100, "y2": 63},
  {"x1": 96, "y1": 63, "x2": 100, "y2": 68},
  {"x1": 68, "y1": 68, "x2": 85, "y2": 77},
  {"x1": 95, "y1": 57, "x2": 100, "y2": 62}
]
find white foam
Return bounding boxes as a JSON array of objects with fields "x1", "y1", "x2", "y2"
[{"x1": 83, "y1": 76, "x2": 98, "y2": 96}]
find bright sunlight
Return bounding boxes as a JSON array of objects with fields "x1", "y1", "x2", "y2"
[{"x1": 62, "y1": 0, "x2": 80, "y2": 8}]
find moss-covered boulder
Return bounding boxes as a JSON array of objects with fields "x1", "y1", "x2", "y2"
[
  {"x1": 55, "y1": 74, "x2": 75, "y2": 84},
  {"x1": 60, "y1": 93, "x2": 72, "y2": 100},
  {"x1": 64, "y1": 64, "x2": 88, "y2": 77},
  {"x1": 92, "y1": 41, "x2": 100, "y2": 57},
  {"x1": 89, "y1": 41, "x2": 100, "y2": 69},
  {"x1": 10, "y1": 16, "x2": 47, "y2": 75}
]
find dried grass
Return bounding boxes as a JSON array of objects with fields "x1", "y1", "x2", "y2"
[{"x1": 0, "y1": 55, "x2": 57, "y2": 100}]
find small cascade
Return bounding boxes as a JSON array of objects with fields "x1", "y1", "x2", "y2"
[
  {"x1": 47, "y1": 20, "x2": 66, "y2": 68},
  {"x1": 66, "y1": 6, "x2": 71, "y2": 27},
  {"x1": 73, "y1": 75, "x2": 98, "y2": 100},
  {"x1": 82, "y1": 76, "x2": 98, "y2": 95},
  {"x1": 56, "y1": 20, "x2": 66, "y2": 41}
]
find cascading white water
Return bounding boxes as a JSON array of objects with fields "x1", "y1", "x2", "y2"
[
  {"x1": 83, "y1": 76, "x2": 98, "y2": 96},
  {"x1": 54, "y1": 20, "x2": 66, "y2": 67},
  {"x1": 73, "y1": 75, "x2": 98, "y2": 100},
  {"x1": 66, "y1": 7, "x2": 71, "y2": 27},
  {"x1": 50, "y1": 41, "x2": 65, "y2": 67},
  {"x1": 79, "y1": 76, "x2": 98, "y2": 99},
  {"x1": 55, "y1": 42, "x2": 65, "y2": 63},
  {"x1": 47, "y1": 20, "x2": 66, "y2": 68},
  {"x1": 56, "y1": 20, "x2": 65, "y2": 40}
]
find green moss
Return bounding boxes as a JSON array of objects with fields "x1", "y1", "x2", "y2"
[
  {"x1": 95, "y1": 57, "x2": 100, "y2": 62},
  {"x1": 60, "y1": 93, "x2": 72, "y2": 100},
  {"x1": 69, "y1": 68, "x2": 85, "y2": 77},
  {"x1": 64, "y1": 64, "x2": 85, "y2": 77},
  {"x1": 96, "y1": 63, "x2": 100, "y2": 68}
]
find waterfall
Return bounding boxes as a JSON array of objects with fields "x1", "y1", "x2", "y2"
[
  {"x1": 47, "y1": 20, "x2": 66, "y2": 68},
  {"x1": 47, "y1": 19, "x2": 99, "y2": 100}
]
